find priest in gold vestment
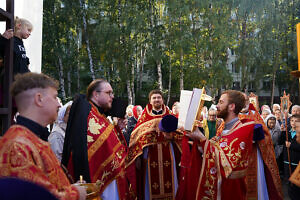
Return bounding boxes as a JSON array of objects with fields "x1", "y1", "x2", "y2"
[{"x1": 0, "y1": 73, "x2": 86, "y2": 200}]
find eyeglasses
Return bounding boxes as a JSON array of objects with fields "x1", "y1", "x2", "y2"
[{"x1": 96, "y1": 90, "x2": 114, "y2": 97}]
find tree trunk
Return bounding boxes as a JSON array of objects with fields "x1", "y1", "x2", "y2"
[
  {"x1": 157, "y1": 59, "x2": 163, "y2": 91},
  {"x1": 167, "y1": 45, "x2": 172, "y2": 106},
  {"x1": 180, "y1": 48, "x2": 184, "y2": 91},
  {"x1": 58, "y1": 56, "x2": 66, "y2": 101},
  {"x1": 271, "y1": 68, "x2": 276, "y2": 106},
  {"x1": 138, "y1": 47, "x2": 146, "y2": 91},
  {"x1": 179, "y1": 13, "x2": 184, "y2": 91},
  {"x1": 79, "y1": 0, "x2": 95, "y2": 80},
  {"x1": 67, "y1": 70, "x2": 71, "y2": 97},
  {"x1": 240, "y1": 14, "x2": 248, "y2": 90},
  {"x1": 76, "y1": 28, "x2": 81, "y2": 92},
  {"x1": 131, "y1": 62, "x2": 135, "y2": 105},
  {"x1": 126, "y1": 62, "x2": 133, "y2": 104},
  {"x1": 127, "y1": 79, "x2": 133, "y2": 105},
  {"x1": 76, "y1": 57, "x2": 80, "y2": 92}
]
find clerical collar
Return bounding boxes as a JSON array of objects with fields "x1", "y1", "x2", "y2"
[
  {"x1": 152, "y1": 109, "x2": 163, "y2": 115},
  {"x1": 224, "y1": 117, "x2": 239, "y2": 130},
  {"x1": 16, "y1": 115, "x2": 50, "y2": 141}
]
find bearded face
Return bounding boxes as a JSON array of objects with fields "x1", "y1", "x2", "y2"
[
  {"x1": 217, "y1": 104, "x2": 229, "y2": 119},
  {"x1": 150, "y1": 94, "x2": 163, "y2": 110}
]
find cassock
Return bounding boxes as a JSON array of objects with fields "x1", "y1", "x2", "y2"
[
  {"x1": 62, "y1": 94, "x2": 130, "y2": 200},
  {"x1": 0, "y1": 116, "x2": 80, "y2": 200},
  {"x1": 126, "y1": 103, "x2": 182, "y2": 200}
]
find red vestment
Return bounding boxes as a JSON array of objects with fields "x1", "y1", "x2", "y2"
[
  {"x1": 0, "y1": 125, "x2": 79, "y2": 200},
  {"x1": 178, "y1": 119, "x2": 256, "y2": 200},
  {"x1": 239, "y1": 104, "x2": 283, "y2": 199},
  {"x1": 127, "y1": 104, "x2": 182, "y2": 200},
  {"x1": 197, "y1": 119, "x2": 255, "y2": 200},
  {"x1": 67, "y1": 103, "x2": 129, "y2": 199}
]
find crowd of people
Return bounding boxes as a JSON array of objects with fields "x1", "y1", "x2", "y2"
[
  {"x1": 1, "y1": 70, "x2": 300, "y2": 200},
  {"x1": 1, "y1": 16, "x2": 300, "y2": 200}
]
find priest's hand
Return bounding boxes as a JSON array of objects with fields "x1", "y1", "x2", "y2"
[
  {"x1": 194, "y1": 120, "x2": 203, "y2": 128},
  {"x1": 186, "y1": 128, "x2": 206, "y2": 142},
  {"x1": 117, "y1": 118, "x2": 127, "y2": 130}
]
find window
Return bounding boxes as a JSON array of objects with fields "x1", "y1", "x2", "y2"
[
  {"x1": 263, "y1": 81, "x2": 271, "y2": 90},
  {"x1": 232, "y1": 63, "x2": 239, "y2": 73},
  {"x1": 233, "y1": 81, "x2": 240, "y2": 90}
]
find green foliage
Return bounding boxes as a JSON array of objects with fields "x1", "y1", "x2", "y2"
[{"x1": 42, "y1": 0, "x2": 300, "y2": 103}]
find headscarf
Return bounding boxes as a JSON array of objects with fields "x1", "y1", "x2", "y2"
[
  {"x1": 132, "y1": 105, "x2": 142, "y2": 120},
  {"x1": 57, "y1": 101, "x2": 73, "y2": 123}
]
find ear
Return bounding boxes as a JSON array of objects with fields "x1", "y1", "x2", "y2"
[
  {"x1": 228, "y1": 103, "x2": 235, "y2": 112},
  {"x1": 16, "y1": 23, "x2": 22, "y2": 30},
  {"x1": 34, "y1": 92, "x2": 43, "y2": 107},
  {"x1": 92, "y1": 90, "x2": 99, "y2": 98}
]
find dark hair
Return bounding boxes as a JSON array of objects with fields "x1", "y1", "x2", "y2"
[
  {"x1": 10, "y1": 72, "x2": 58, "y2": 97},
  {"x1": 86, "y1": 79, "x2": 107, "y2": 100},
  {"x1": 291, "y1": 114, "x2": 300, "y2": 120},
  {"x1": 268, "y1": 116, "x2": 276, "y2": 121},
  {"x1": 148, "y1": 89, "x2": 163, "y2": 102},
  {"x1": 222, "y1": 90, "x2": 246, "y2": 114}
]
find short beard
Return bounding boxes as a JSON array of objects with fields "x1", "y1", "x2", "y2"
[
  {"x1": 217, "y1": 105, "x2": 229, "y2": 119},
  {"x1": 153, "y1": 104, "x2": 162, "y2": 110}
]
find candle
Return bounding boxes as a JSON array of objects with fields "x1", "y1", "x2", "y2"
[
  {"x1": 80, "y1": 175, "x2": 83, "y2": 183},
  {"x1": 297, "y1": 23, "x2": 300, "y2": 71}
]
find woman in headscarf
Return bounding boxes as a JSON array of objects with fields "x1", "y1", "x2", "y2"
[
  {"x1": 125, "y1": 105, "x2": 143, "y2": 145},
  {"x1": 48, "y1": 101, "x2": 72, "y2": 161}
]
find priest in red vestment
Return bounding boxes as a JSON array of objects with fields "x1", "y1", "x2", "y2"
[
  {"x1": 0, "y1": 73, "x2": 86, "y2": 200},
  {"x1": 127, "y1": 90, "x2": 182, "y2": 200},
  {"x1": 62, "y1": 79, "x2": 130, "y2": 200},
  {"x1": 182, "y1": 90, "x2": 264, "y2": 200}
]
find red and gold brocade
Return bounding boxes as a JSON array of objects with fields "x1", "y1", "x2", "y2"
[
  {"x1": 127, "y1": 104, "x2": 178, "y2": 165},
  {"x1": 85, "y1": 103, "x2": 129, "y2": 199},
  {"x1": 195, "y1": 119, "x2": 255, "y2": 200},
  {"x1": 127, "y1": 104, "x2": 182, "y2": 200},
  {"x1": 0, "y1": 125, "x2": 79, "y2": 200},
  {"x1": 239, "y1": 104, "x2": 283, "y2": 200}
]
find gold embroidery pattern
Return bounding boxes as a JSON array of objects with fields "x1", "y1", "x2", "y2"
[
  {"x1": 87, "y1": 135, "x2": 94, "y2": 143},
  {"x1": 129, "y1": 118, "x2": 161, "y2": 147},
  {"x1": 96, "y1": 170, "x2": 111, "y2": 188},
  {"x1": 152, "y1": 182, "x2": 159, "y2": 190},
  {"x1": 88, "y1": 124, "x2": 114, "y2": 160},
  {"x1": 214, "y1": 141, "x2": 232, "y2": 178},
  {"x1": 165, "y1": 181, "x2": 171, "y2": 189},
  {"x1": 164, "y1": 161, "x2": 170, "y2": 167},
  {"x1": 0, "y1": 126, "x2": 79, "y2": 199},
  {"x1": 88, "y1": 118, "x2": 105, "y2": 135},
  {"x1": 92, "y1": 143, "x2": 122, "y2": 181},
  {"x1": 221, "y1": 138, "x2": 241, "y2": 168},
  {"x1": 151, "y1": 161, "x2": 158, "y2": 168}
]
